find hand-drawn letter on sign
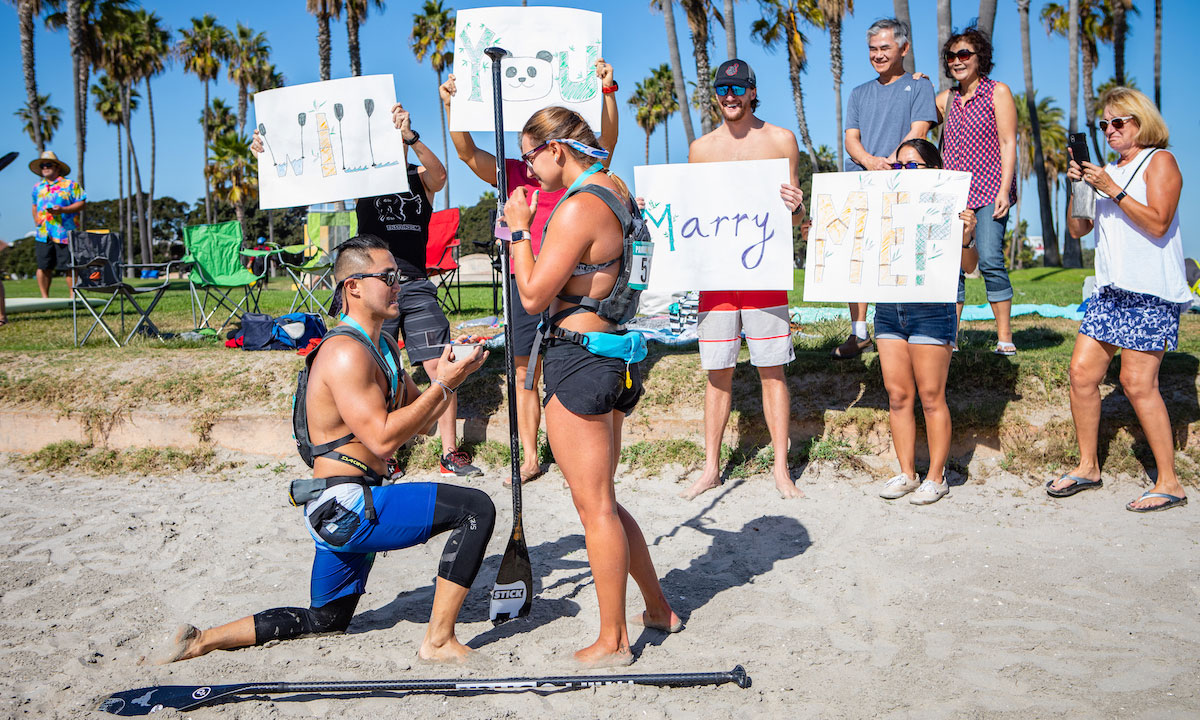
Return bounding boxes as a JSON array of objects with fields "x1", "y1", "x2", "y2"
[
  {"x1": 802, "y1": 170, "x2": 970, "y2": 303},
  {"x1": 451, "y1": 6, "x2": 602, "y2": 133},
  {"x1": 634, "y1": 159, "x2": 794, "y2": 292},
  {"x1": 254, "y1": 74, "x2": 408, "y2": 210}
]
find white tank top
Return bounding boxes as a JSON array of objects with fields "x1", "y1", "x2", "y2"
[{"x1": 1093, "y1": 148, "x2": 1191, "y2": 304}]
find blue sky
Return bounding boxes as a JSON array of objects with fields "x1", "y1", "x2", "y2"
[{"x1": 2, "y1": 0, "x2": 1194, "y2": 259}]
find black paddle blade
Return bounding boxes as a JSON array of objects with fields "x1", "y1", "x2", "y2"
[
  {"x1": 489, "y1": 519, "x2": 532, "y2": 624},
  {"x1": 98, "y1": 683, "x2": 246, "y2": 715},
  {"x1": 0, "y1": 151, "x2": 17, "y2": 173}
]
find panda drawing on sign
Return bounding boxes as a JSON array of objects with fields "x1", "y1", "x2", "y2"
[{"x1": 501, "y1": 51, "x2": 555, "y2": 101}]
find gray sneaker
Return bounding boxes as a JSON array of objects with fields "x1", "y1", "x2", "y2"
[
  {"x1": 440, "y1": 450, "x2": 483, "y2": 478},
  {"x1": 909, "y1": 479, "x2": 949, "y2": 505},
  {"x1": 879, "y1": 473, "x2": 921, "y2": 499}
]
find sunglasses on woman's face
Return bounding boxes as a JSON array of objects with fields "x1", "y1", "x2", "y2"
[
  {"x1": 1099, "y1": 115, "x2": 1135, "y2": 132},
  {"x1": 944, "y1": 49, "x2": 976, "y2": 62},
  {"x1": 890, "y1": 162, "x2": 927, "y2": 170},
  {"x1": 39, "y1": 163, "x2": 56, "y2": 169},
  {"x1": 714, "y1": 85, "x2": 748, "y2": 97}
]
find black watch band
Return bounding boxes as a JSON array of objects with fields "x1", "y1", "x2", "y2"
[
  {"x1": 1113, "y1": 190, "x2": 1127, "y2": 204},
  {"x1": 404, "y1": 129, "x2": 420, "y2": 145}
]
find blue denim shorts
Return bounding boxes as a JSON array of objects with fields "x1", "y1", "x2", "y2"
[{"x1": 874, "y1": 302, "x2": 958, "y2": 345}]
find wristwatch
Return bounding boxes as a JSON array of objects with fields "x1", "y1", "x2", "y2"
[
  {"x1": 404, "y1": 130, "x2": 420, "y2": 145},
  {"x1": 1113, "y1": 190, "x2": 1127, "y2": 204},
  {"x1": 509, "y1": 230, "x2": 530, "y2": 244},
  {"x1": 962, "y1": 236, "x2": 976, "y2": 249}
]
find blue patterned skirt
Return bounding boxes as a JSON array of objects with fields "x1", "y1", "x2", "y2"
[{"x1": 1079, "y1": 285, "x2": 1181, "y2": 352}]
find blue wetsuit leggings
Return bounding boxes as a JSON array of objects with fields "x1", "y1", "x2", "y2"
[{"x1": 252, "y1": 484, "x2": 494, "y2": 644}]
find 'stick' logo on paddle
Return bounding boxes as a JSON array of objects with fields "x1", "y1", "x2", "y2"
[{"x1": 492, "y1": 589, "x2": 525, "y2": 600}]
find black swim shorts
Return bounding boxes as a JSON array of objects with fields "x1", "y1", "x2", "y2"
[
  {"x1": 542, "y1": 337, "x2": 643, "y2": 416},
  {"x1": 35, "y1": 240, "x2": 71, "y2": 272}
]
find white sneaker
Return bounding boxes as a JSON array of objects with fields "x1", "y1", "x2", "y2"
[
  {"x1": 879, "y1": 473, "x2": 920, "y2": 499},
  {"x1": 909, "y1": 479, "x2": 949, "y2": 505}
]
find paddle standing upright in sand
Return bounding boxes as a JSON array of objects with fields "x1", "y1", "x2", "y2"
[{"x1": 485, "y1": 45, "x2": 534, "y2": 624}]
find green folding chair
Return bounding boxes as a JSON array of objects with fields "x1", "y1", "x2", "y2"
[
  {"x1": 277, "y1": 241, "x2": 334, "y2": 313},
  {"x1": 182, "y1": 221, "x2": 281, "y2": 331}
]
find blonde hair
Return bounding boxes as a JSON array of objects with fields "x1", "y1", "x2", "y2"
[
  {"x1": 521, "y1": 107, "x2": 630, "y2": 200},
  {"x1": 1100, "y1": 86, "x2": 1169, "y2": 149}
]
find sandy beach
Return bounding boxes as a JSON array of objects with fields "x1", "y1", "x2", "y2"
[{"x1": 0, "y1": 449, "x2": 1196, "y2": 719}]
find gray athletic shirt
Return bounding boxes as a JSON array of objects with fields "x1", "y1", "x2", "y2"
[{"x1": 844, "y1": 75, "x2": 938, "y2": 171}]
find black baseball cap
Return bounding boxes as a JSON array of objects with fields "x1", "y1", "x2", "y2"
[{"x1": 714, "y1": 59, "x2": 756, "y2": 89}]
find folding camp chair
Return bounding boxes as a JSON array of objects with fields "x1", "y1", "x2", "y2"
[
  {"x1": 182, "y1": 221, "x2": 281, "y2": 331},
  {"x1": 426, "y1": 208, "x2": 462, "y2": 314},
  {"x1": 277, "y1": 241, "x2": 335, "y2": 313},
  {"x1": 68, "y1": 230, "x2": 178, "y2": 347}
]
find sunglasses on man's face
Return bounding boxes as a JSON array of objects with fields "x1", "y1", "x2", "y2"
[
  {"x1": 345, "y1": 269, "x2": 401, "y2": 287},
  {"x1": 714, "y1": 85, "x2": 748, "y2": 97},
  {"x1": 945, "y1": 49, "x2": 976, "y2": 62},
  {"x1": 1099, "y1": 115, "x2": 1135, "y2": 132},
  {"x1": 39, "y1": 163, "x2": 56, "y2": 169},
  {"x1": 890, "y1": 162, "x2": 928, "y2": 170}
]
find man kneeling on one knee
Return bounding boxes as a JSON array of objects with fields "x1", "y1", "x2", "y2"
[{"x1": 156, "y1": 235, "x2": 494, "y2": 665}]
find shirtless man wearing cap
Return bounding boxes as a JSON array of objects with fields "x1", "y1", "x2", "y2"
[{"x1": 681, "y1": 59, "x2": 807, "y2": 501}]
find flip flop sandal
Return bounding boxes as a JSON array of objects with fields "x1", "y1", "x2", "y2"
[
  {"x1": 1126, "y1": 491, "x2": 1188, "y2": 513},
  {"x1": 1046, "y1": 474, "x2": 1103, "y2": 497},
  {"x1": 994, "y1": 342, "x2": 1017, "y2": 356}
]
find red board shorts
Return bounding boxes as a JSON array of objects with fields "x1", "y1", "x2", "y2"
[{"x1": 697, "y1": 290, "x2": 794, "y2": 370}]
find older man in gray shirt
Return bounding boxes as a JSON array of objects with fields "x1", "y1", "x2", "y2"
[{"x1": 832, "y1": 18, "x2": 938, "y2": 360}]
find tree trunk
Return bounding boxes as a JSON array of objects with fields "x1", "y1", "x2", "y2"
[
  {"x1": 661, "y1": 1, "x2": 696, "y2": 145},
  {"x1": 268, "y1": 210, "x2": 275, "y2": 244},
  {"x1": 977, "y1": 0, "x2": 997, "y2": 39},
  {"x1": 318, "y1": 12, "x2": 332, "y2": 82},
  {"x1": 1011, "y1": 155, "x2": 1022, "y2": 268},
  {"x1": 125, "y1": 121, "x2": 133, "y2": 274},
  {"x1": 237, "y1": 82, "x2": 248, "y2": 136},
  {"x1": 68, "y1": 0, "x2": 85, "y2": 198},
  {"x1": 644, "y1": 130, "x2": 651, "y2": 165},
  {"x1": 936, "y1": 0, "x2": 953, "y2": 93},
  {"x1": 689, "y1": 16, "x2": 714, "y2": 135},
  {"x1": 664, "y1": 120, "x2": 670, "y2": 163},
  {"x1": 1068, "y1": 0, "x2": 1079, "y2": 134},
  {"x1": 1018, "y1": 0, "x2": 1061, "y2": 267},
  {"x1": 124, "y1": 83, "x2": 151, "y2": 265},
  {"x1": 1062, "y1": 179, "x2": 1082, "y2": 267},
  {"x1": 789, "y1": 53, "x2": 819, "y2": 167},
  {"x1": 203, "y1": 80, "x2": 213, "y2": 224},
  {"x1": 147, "y1": 77, "x2": 157, "y2": 261},
  {"x1": 1154, "y1": 0, "x2": 1162, "y2": 109},
  {"x1": 893, "y1": 0, "x2": 915, "y2": 74},
  {"x1": 19, "y1": 0, "x2": 44, "y2": 152},
  {"x1": 437, "y1": 69, "x2": 450, "y2": 210},
  {"x1": 1083, "y1": 45, "x2": 1103, "y2": 161},
  {"x1": 829, "y1": 19, "x2": 845, "y2": 170},
  {"x1": 117, "y1": 126, "x2": 126, "y2": 267},
  {"x1": 348, "y1": 10, "x2": 361, "y2": 77},
  {"x1": 723, "y1": 0, "x2": 737, "y2": 60},
  {"x1": 1113, "y1": 0, "x2": 1127, "y2": 86}
]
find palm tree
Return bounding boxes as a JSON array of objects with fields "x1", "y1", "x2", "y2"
[
  {"x1": 1110, "y1": 0, "x2": 1133, "y2": 86},
  {"x1": 1042, "y1": 1, "x2": 1111, "y2": 163},
  {"x1": 651, "y1": 63, "x2": 680, "y2": 161},
  {"x1": 752, "y1": 0, "x2": 821, "y2": 166},
  {"x1": 307, "y1": 0, "x2": 343, "y2": 82},
  {"x1": 208, "y1": 133, "x2": 257, "y2": 227},
  {"x1": 1153, "y1": 0, "x2": 1161, "y2": 108},
  {"x1": 253, "y1": 63, "x2": 286, "y2": 244},
  {"x1": 817, "y1": 0, "x2": 852, "y2": 169},
  {"x1": 203, "y1": 98, "x2": 239, "y2": 139},
  {"x1": 1017, "y1": 0, "x2": 1060, "y2": 266},
  {"x1": 723, "y1": 0, "x2": 737, "y2": 58},
  {"x1": 92, "y1": 73, "x2": 136, "y2": 264},
  {"x1": 629, "y1": 78, "x2": 662, "y2": 165},
  {"x1": 130, "y1": 9, "x2": 169, "y2": 262},
  {"x1": 228, "y1": 23, "x2": 270, "y2": 135},
  {"x1": 346, "y1": 0, "x2": 384, "y2": 77},
  {"x1": 892, "y1": 0, "x2": 914, "y2": 73},
  {"x1": 978, "y1": 0, "x2": 998, "y2": 38},
  {"x1": 936, "y1": 0, "x2": 952, "y2": 92},
  {"x1": 1013, "y1": 93, "x2": 1065, "y2": 267},
  {"x1": 653, "y1": 0, "x2": 696, "y2": 146},
  {"x1": 411, "y1": 0, "x2": 454, "y2": 209},
  {"x1": 177, "y1": 14, "x2": 231, "y2": 224},
  {"x1": 15, "y1": 94, "x2": 60, "y2": 147},
  {"x1": 680, "y1": 0, "x2": 719, "y2": 135},
  {"x1": 16, "y1": 0, "x2": 46, "y2": 152}
]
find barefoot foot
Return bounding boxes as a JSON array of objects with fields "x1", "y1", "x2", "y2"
[
  {"x1": 680, "y1": 470, "x2": 721, "y2": 500},
  {"x1": 630, "y1": 610, "x2": 684, "y2": 633},
  {"x1": 151, "y1": 624, "x2": 200, "y2": 665},
  {"x1": 417, "y1": 637, "x2": 475, "y2": 664},
  {"x1": 774, "y1": 468, "x2": 804, "y2": 499},
  {"x1": 573, "y1": 644, "x2": 634, "y2": 668}
]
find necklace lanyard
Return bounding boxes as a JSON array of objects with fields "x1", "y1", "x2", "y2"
[
  {"x1": 339, "y1": 314, "x2": 398, "y2": 398},
  {"x1": 567, "y1": 162, "x2": 604, "y2": 194}
]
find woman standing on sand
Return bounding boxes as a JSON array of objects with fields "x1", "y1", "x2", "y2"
[{"x1": 503, "y1": 107, "x2": 680, "y2": 667}]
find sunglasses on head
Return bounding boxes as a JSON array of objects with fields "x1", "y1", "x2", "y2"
[
  {"x1": 890, "y1": 162, "x2": 928, "y2": 169},
  {"x1": 714, "y1": 85, "x2": 748, "y2": 97},
  {"x1": 1099, "y1": 115, "x2": 1135, "y2": 132},
  {"x1": 944, "y1": 49, "x2": 976, "y2": 62},
  {"x1": 344, "y1": 269, "x2": 401, "y2": 287}
]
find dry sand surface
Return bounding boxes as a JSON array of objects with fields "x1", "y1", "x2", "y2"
[{"x1": 0, "y1": 451, "x2": 1196, "y2": 719}]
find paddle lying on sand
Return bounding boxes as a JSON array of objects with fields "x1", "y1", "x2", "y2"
[
  {"x1": 484, "y1": 44, "x2": 534, "y2": 626},
  {"x1": 97, "y1": 666, "x2": 751, "y2": 714}
]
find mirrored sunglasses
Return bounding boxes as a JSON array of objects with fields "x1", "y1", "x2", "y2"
[
  {"x1": 1098, "y1": 116, "x2": 1135, "y2": 132},
  {"x1": 714, "y1": 85, "x2": 748, "y2": 97},
  {"x1": 890, "y1": 162, "x2": 927, "y2": 170}
]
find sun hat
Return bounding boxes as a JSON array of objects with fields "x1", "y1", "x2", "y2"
[{"x1": 29, "y1": 150, "x2": 70, "y2": 177}]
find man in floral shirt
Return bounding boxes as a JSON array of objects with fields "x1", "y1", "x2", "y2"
[{"x1": 29, "y1": 151, "x2": 86, "y2": 298}]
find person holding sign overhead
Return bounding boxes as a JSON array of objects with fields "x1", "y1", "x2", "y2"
[
  {"x1": 680, "y1": 59, "x2": 808, "y2": 501},
  {"x1": 503, "y1": 106, "x2": 680, "y2": 668},
  {"x1": 440, "y1": 58, "x2": 620, "y2": 485}
]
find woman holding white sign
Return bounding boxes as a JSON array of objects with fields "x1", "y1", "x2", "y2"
[
  {"x1": 440, "y1": 59, "x2": 620, "y2": 485},
  {"x1": 875, "y1": 139, "x2": 979, "y2": 506},
  {"x1": 1055, "y1": 87, "x2": 1189, "y2": 513},
  {"x1": 503, "y1": 106, "x2": 680, "y2": 667}
]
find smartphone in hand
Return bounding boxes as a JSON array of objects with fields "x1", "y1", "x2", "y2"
[{"x1": 1068, "y1": 133, "x2": 1090, "y2": 165}]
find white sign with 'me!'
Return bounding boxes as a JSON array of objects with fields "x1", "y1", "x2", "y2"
[{"x1": 634, "y1": 159, "x2": 795, "y2": 293}]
